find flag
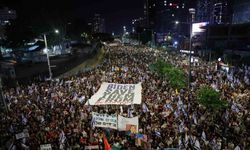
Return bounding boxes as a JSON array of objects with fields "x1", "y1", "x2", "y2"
[
  {"x1": 231, "y1": 102, "x2": 239, "y2": 113},
  {"x1": 155, "y1": 130, "x2": 161, "y2": 137},
  {"x1": 194, "y1": 139, "x2": 201, "y2": 150},
  {"x1": 103, "y1": 135, "x2": 111, "y2": 150},
  {"x1": 127, "y1": 107, "x2": 133, "y2": 118},
  {"x1": 234, "y1": 145, "x2": 241, "y2": 150},
  {"x1": 201, "y1": 131, "x2": 206, "y2": 142},
  {"x1": 8, "y1": 142, "x2": 15, "y2": 150},
  {"x1": 178, "y1": 137, "x2": 184, "y2": 149},
  {"x1": 175, "y1": 89, "x2": 179, "y2": 94},
  {"x1": 142, "y1": 103, "x2": 149, "y2": 113},
  {"x1": 192, "y1": 113, "x2": 197, "y2": 125},
  {"x1": 91, "y1": 116, "x2": 96, "y2": 129},
  {"x1": 184, "y1": 133, "x2": 189, "y2": 147},
  {"x1": 21, "y1": 114, "x2": 27, "y2": 125},
  {"x1": 164, "y1": 103, "x2": 173, "y2": 111},
  {"x1": 59, "y1": 130, "x2": 66, "y2": 144}
]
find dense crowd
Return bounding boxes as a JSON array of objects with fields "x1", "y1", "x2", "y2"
[{"x1": 1, "y1": 45, "x2": 250, "y2": 150}]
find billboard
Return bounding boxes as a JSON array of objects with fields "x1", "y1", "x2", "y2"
[{"x1": 192, "y1": 22, "x2": 209, "y2": 36}]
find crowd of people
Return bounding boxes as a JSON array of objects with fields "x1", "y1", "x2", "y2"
[{"x1": 1, "y1": 45, "x2": 250, "y2": 150}]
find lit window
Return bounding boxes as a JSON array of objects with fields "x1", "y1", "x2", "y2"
[
  {"x1": 164, "y1": 3, "x2": 167, "y2": 6},
  {"x1": 172, "y1": 14, "x2": 175, "y2": 17},
  {"x1": 177, "y1": 6, "x2": 179, "y2": 8},
  {"x1": 169, "y1": 3, "x2": 172, "y2": 6}
]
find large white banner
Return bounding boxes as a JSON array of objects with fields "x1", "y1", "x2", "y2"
[
  {"x1": 86, "y1": 82, "x2": 142, "y2": 105},
  {"x1": 92, "y1": 112, "x2": 117, "y2": 129},
  {"x1": 118, "y1": 115, "x2": 139, "y2": 133}
]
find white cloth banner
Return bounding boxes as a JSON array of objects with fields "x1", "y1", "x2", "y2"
[
  {"x1": 92, "y1": 112, "x2": 117, "y2": 129},
  {"x1": 118, "y1": 115, "x2": 139, "y2": 133},
  {"x1": 40, "y1": 144, "x2": 52, "y2": 150},
  {"x1": 86, "y1": 82, "x2": 142, "y2": 105}
]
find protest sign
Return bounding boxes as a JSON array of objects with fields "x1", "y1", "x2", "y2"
[
  {"x1": 92, "y1": 112, "x2": 117, "y2": 129},
  {"x1": 15, "y1": 132, "x2": 29, "y2": 140},
  {"x1": 86, "y1": 82, "x2": 142, "y2": 105},
  {"x1": 84, "y1": 145, "x2": 99, "y2": 150},
  {"x1": 118, "y1": 115, "x2": 138, "y2": 133},
  {"x1": 40, "y1": 144, "x2": 52, "y2": 150}
]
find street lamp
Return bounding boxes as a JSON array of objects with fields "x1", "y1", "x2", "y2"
[
  {"x1": 43, "y1": 29, "x2": 59, "y2": 80},
  {"x1": 175, "y1": 21, "x2": 179, "y2": 25},
  {"x1": 43, "y1": 34, "x2": 52, "y2": 80},
  {"x1": 55, "y1": 29, "x2": 59, "y2": 34},
  {"x1": 188, "y1": 8, "x2": 195, "y2": 90}
]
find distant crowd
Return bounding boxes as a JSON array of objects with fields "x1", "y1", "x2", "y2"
[{"x1": 1, "y1": 45, "x2": 250, "y2": 150}]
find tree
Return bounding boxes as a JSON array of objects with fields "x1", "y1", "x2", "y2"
[
  {"x1": 149, "y1": 59, "x2": 186, "y2": 89},
  {"x1": 197, "y1": 85, "x2": 228, "y2": 109}
]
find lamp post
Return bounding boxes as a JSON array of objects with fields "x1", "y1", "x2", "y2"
[
  {"x1": 43, "y1": 34, "x2": 52, "y2": 80},
  {"x1": 188, "y1": 8, "x2": 195, "y2": 90},
  {"x1": 43, "y1": 29, "x2": 59, "y2": 80}
]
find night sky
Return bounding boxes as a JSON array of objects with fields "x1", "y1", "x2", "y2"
[{"x1": 2, "y1": 0, "x2": 145, "y2": 34}]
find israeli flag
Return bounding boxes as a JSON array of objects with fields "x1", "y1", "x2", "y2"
[
  {"x1": 201, "y1": 131, "x2": 206, "y2": 142},
  {"x1": 155, "y1": 130, "x2": 161, "y2": 137},
  {"x1": 194, "y1": 139, "x2": 201, "y2": 150},
  {"x1": 185, "y1": 133, "x2": 189, "y2": 147},
  {"x1": 21, "y1": 114, "x2": 27, "y2": 125},
  {"x1": 142, "y1": 103, "x2": 149, "y2": 113},
  {"x1": 59, "y1": 130, "x2": 66, "y2": 144},
  {"x1": 231, "y1": 102, "x2": 239, "y2": 113},
  {"x1": 127, "y1": 107, "x2": 133, "y2": 118}
]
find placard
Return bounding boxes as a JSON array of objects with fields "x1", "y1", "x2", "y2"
[{"x1": 92, "y1": 112, "x2": 117, "y2": 129}]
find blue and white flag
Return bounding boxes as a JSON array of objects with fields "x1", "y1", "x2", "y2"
[
  {"x1": 21, "y1": 114, "x2": 27, "y2": 125},
  {"x1": 178, "y1": 138, "x2": 185, "y2": 149},
  {"x1": 192, "y1": 113, "x2": 198, "y2": 125},
  {"x1": 164, "y1": 103, "x2": 173, "y2": 111},
  {"x1": 59, "y1": 130, "x2": 66, "y2": 144},
  {"x1": 234, "y1": 145, "x2": 241, "y2": 150},
  {"x1": 142, "y1": 103, "x2": 149, "y2": 113},
  {"x1": 201, "y1": 131, "x2": 206, "y2": 142},
  {"x1": 127, "y1": 107, "x2": 133, "y2": 118},
  {"x1": 231, "y1": 102, "x2": 239, "y2": 113},
  {"x1": 8, "y1": 142, "x2": 15, "y2": 150},
  {"x1": 194, "y1": 139, "x2": 201, "y2": 150},
  {"x1": 155, "y1": 130, "x2": 161, "y2": 137},
  {"x1": 185, "y1": 133, "x2": 189, "y2": 147},
  {"x1": 91, "y1": 116, "x2": 96, "y2": 129}
]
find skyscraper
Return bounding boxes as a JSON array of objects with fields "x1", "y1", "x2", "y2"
[
  {"x1": 233, "y1": 0, "x2": 250, "y2": 24},
  {"x1": 196, "y1": 0, "x2": 232, "y2": 24},
  {"x1": 92, "y1": 14, "x2": 105, "y2": 33},
  {"x1": 144, "y1": 0, "x2": 157, "y2": 28},
  {"x1": 144, "y1": 0, "x2": 190, "y2": 32}
]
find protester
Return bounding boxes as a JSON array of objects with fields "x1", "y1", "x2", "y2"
[{"x1": 1, "y1": 45, "x2": 249, "y2": 149}]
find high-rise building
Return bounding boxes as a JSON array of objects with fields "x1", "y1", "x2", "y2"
[
  {"x1": 0, "y1": 7, "x2": 17, "y2": 40},
  {"x1": 196, "y1": 0, "x2": 232, "y2": 24},
  {"x1": 144, "y1": 0, "x2": 189, "y2": 32},
  {"x1": 232, "y1": 0, "x2": 250, "y2": 24},
  {"x1": 0, "y1": 7, "x2": 16, "y2": 26},
  {"x1": 144, "y1": 0, "x2": 157, "y2": 28},
  {"x1": 92, "y1": 14, "x2": 105, "y2": 33}
]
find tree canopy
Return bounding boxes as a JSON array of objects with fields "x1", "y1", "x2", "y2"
[
  {"x1": 149, "y1": 59, "x2": 186, "y2": 89},
  {"x1": 197, "y1": 85, "x2": 228, "y2": 109}
]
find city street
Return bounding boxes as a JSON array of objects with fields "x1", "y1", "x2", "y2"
[{"x1": 1, "y1": 45, "x2": 249, "y2": 149}]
